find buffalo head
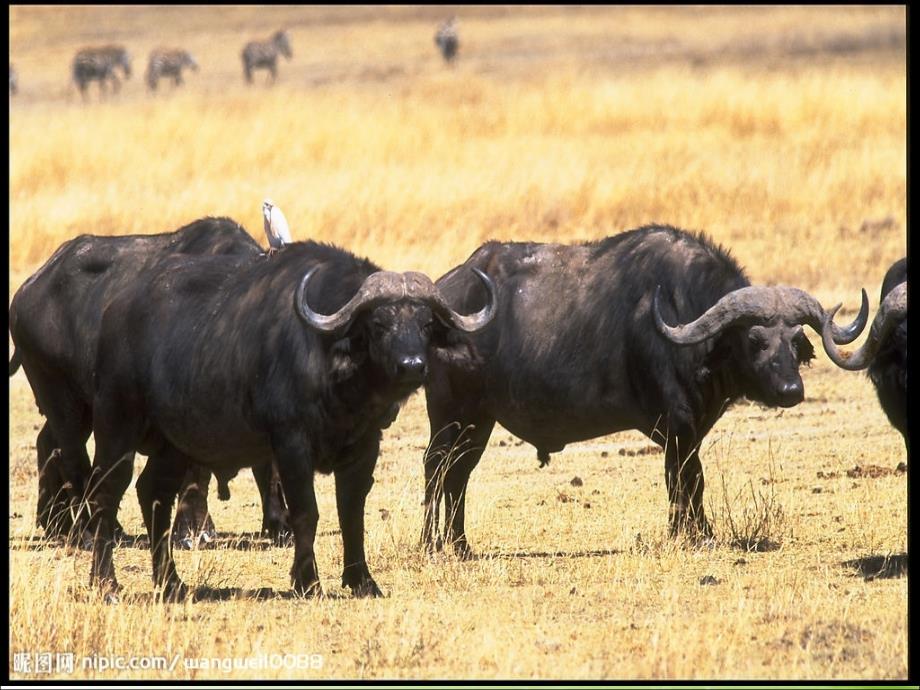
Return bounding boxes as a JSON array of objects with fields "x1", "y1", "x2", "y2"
[
  {"x1": 654, "y1": 285, "x2": 868, "y2": 408},
  {"x1": 296, "y1": 267, "x2": 496, "y2": 387}
]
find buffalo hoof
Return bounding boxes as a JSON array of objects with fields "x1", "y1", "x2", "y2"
[
  {"x1": 421, "y1": 534, "x2": 444, "y2": 554},
  {"x1": 172, "y1": 525, "x2": 217, "y2": 550},
  {"x1": 73, "y1": 520, "x2": 127, "y2": 551},
  {"x1": 93, "y1": 578, "x2": 122, "y2": 603},
  {"x1": 263, "y1": 521, "x2": 293, "y2": 547},
  {"x1": 350, "y1": 578, "x2": 384, "y2": 598},
  {"x1": 451, "y1": 540, "x2": 476, "y2": 561},
  {"x1": 294, "y1": 580, "x2": 324, "y2": 598},
  {"x1": 668, "y1": 512, "x2": 714, "y2": 543},
  {"x1": 159, "y1": 580, "x2": 189, "y2": 603}
]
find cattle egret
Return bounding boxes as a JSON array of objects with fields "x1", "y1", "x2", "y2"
[{"x1": 262, "y1": 198, "x2": 292, "y2": 255}]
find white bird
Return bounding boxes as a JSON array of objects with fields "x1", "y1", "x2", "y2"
[{"x1": 262, "y1": 198, "x2": 292, "y2": 256}]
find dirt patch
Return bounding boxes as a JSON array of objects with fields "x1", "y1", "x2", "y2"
[
  {"x1": 769, "y1": 620, "x2": 874, "y2": 663},
  {"x1": 618, "y1": 445, "x2": 661, "y2": 457},
  {"x1": 845, "y1": 463, "x2": 907, "y2": 479}
]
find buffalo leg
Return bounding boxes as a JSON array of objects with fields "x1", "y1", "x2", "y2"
[
  {"x1": 136, "y1": 448, "x2": 191, "y2": 600},
  {"x1": 422, "y1": 366, "x2": 491, "y2": 553},
  {"x1": 88, "y1": 379, "x2": 146, "y2": 595},
  {"x1": 272, "y1": 432, "x2": 321, "y2": 596},
  {"x1": 334, "y1": 432, "x2": 382, "y2": 597},
  {"x1": 22, "y1": 364, "x2": 94, "y2": 544},
  {"x1": 86, "y1": 448, "x2": 135, "y2": 595},
  {"x1": 171, "y1": 465, "x2": 217, "y2": 549},
  {"x1": 421, "y1": 427, "x2": 454, "y2": 552},
  {"x1": 664, "y1": 434, "x2": 712, "y2": 539},
  {"x1": 441, "y1": 418, "x2": 495, "y2": 558},
  {"x1": 253, "y1": 460, "x2": 290, "y2": 544},
  {"x1": 35, "y1": 422, "x2": 70, "y2": 535}
]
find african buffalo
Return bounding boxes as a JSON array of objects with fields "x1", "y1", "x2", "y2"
[
  {"x1": 822, "y1": 257, "x2": 907, "y2": 452},
  {"x1": 8, "y1": 217, "x2": 287, "y2": 545},
  {"x1": 421, "y1": 225, "x2": 868, "y2": 554},
  {"x1": 86, "y1": 241, "x2": 495, "y2": 599}
]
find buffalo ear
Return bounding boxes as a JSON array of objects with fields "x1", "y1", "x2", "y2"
[
  {"x1": 329, "y1": 336, "x2": 365, "y2": 382},
  {"x1": 431, "y1": 330, "x2": 482, "y2": 372},
  {"x1": 795, "y1": 333, "x2": 815, "y2": 366}
]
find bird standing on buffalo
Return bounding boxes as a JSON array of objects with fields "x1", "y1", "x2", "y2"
[
  {"x1": 821, "y1": 258, "x2": 907, "y2": 454},
  {"x1": 421, "y1": 225, "x2": 868, "y2": 556},
  {"x1": 262, "y1": 199, "x2": 292, "y2": 255},
  {"x1": 85, "y1": 241, "x2": 496, "y2": 600}
]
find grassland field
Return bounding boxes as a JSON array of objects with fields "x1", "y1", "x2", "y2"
[{"x1": 8, "y1": 5, "x2": 907, "y2": 680}]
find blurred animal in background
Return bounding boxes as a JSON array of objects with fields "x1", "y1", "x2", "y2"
[
  {"x1": 435, "y1": 17, "x2": 459, "y2": 64},
  {"x1": 146, "y1": 48, "x2": 199, "y2": 92},
  {"x1": 262, "y1": 199, "x2": 293, "y2": 256},
  {"x1": 242, "y1": 30, "x2": 292, "y2": 85},
  {"x1": 9, "y1": 63, "x2": 17, "y2": 95},
  {"x1": 72, "y1": 45, "x2": 132, "y2": 101},
  {"x1": 822, "y1": 257, "x2": 907, "y2": 454}
]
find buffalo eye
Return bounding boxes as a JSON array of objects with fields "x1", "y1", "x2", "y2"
[
  {"x1": 422, "y1": 320, "x2": 434, "y2": 336},
  {"x1": 371, "y1": 319, "x2": 389, "y2": 337},
  {"x1": 747, "y1": 327, "x2": 769, "y2": 352}
]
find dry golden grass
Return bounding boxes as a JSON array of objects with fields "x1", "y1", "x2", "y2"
[{"x1": 8, "y1": 5, "x2": 907, "y2": 681}]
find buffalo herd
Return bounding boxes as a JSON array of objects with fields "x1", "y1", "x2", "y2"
[{"x1": 8, "y1": 216, "x2": 907, "y2": 600}]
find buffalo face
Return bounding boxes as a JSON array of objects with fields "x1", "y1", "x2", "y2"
[
  {"x1": 737, "y1": 322, "x2": 814, "y2": 407},
  {"x1": 296, "y1": 267, "x2": 496, "y2": 387},
  {"x1": 654, "y1": 284, "x2": 867, "y2": 409},
  {"x1": 364, "y1": 301, "x2": 433, "y2": 385}
]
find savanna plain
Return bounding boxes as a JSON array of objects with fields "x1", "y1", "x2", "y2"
[{"x1": 8, "y1": 5, "x2": 907, "y2": 680}]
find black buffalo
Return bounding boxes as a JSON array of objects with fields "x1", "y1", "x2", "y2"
[
  {"x1": 421, "y1": 225, "x2": 868, "y2": 554},
  {"x1": 822, "y1": 257, "x2": 907, "y2": 452},
  {"x1": 86, "y1": 241, "x2": 495, "y2": 599},
  {"x1": 8, "y1": 217, "x2": 287, "y2": 545}
]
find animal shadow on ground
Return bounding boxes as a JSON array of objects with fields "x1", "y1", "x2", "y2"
[
  {"x1": 186, "y1": 586, "x2": 349, "y2": 602},
  {"x1": 842, "y1": 552, "x2": 908, "y2": 580},
  {"x1": 468, "y1": 548, "x2": 622, "y2": 561},
  {"x1": 80, "y1": 587, "x2": 347, "y2": 604},
  {"x1": 10, "y1": 532, "x2": 298, "y2": 552}
]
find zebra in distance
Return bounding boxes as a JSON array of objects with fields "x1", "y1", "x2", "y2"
[
  {"x1": 434, "y1": 17, "x2": 459, "y2": 63},
  {"x1": 241, "y1": 30, "x2": 292, "y2": 85},
  {"x1": 72, "y1": 45, "x2": 132, "y2": 100},
  {"x1": 9, "y1": 64, "x2": 17, "y2": 96},
  {"x1": 146, "y1": 48, "x2": 199, "y2": 91}
]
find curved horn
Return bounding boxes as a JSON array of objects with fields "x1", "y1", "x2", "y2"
[
  {"x1": 425, "y1": 267, "x2": 497, "y2": 333},
  {"x1": 821, "y1": 282, "x2": 906, "y2": 370},
  {"x1": 830, "y1": 287, "x2": 870, "y2": 344},
  {"x1": 295, "y1": 267, "x2": 405, "y2": 335},
  {"x1": 653, "y1": 284, "x2": 869, "y2": 346}
]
